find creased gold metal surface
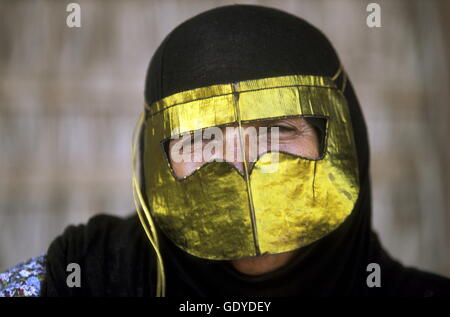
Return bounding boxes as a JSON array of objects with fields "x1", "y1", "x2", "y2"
[{"x1": 142, "y1": 74, "x2": 359, "y2": 260}]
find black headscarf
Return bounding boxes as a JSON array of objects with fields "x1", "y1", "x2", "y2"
[{"x1": 42, "y1": 4, "x2": 450, "y2": 297}]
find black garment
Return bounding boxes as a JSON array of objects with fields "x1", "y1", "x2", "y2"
[
  {"x1": 42, "y1": 5, "x2": 450, "y2": 296},
  {"x1": 41, "y1": 213, "x2": 450, "y2": 297}
]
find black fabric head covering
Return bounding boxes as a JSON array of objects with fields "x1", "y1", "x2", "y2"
[{"x1": 42, "y1": 4, "x2": 450, "y2": 297}]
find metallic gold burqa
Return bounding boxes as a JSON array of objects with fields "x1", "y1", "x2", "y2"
[{"x1": 137, "y1": 74, "x2": 359, "y2": 262}]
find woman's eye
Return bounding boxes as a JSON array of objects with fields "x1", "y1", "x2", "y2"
[
  {"x1": 182, "y1": 134, "x2": 214, "y2": 148},
  {"x1": 177, "y1": 133, "x2": 196, "y2": 148},
  {"x1": 269, "y1": 125, "x2": 295, "y2": 132}
]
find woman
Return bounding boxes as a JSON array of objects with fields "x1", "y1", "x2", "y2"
[{"x1": 1, "y1": 4, "x2": 450, "y2": 297}]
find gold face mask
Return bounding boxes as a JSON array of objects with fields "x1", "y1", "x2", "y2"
[{"x1": 139, "y1": 73, "x2": 359, "y2": 261}]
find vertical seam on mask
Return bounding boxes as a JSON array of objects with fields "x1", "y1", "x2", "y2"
[
  {"x1": 231, "y1": 82, "x2": 261, "y2": 256},
  {"x1": 312, "y1": 160, "x2": 317, "y2": 201}
]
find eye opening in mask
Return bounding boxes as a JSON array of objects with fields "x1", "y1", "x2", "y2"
[{"x1": 159, "y1": 115, "x2": 328, "y2": 181}]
